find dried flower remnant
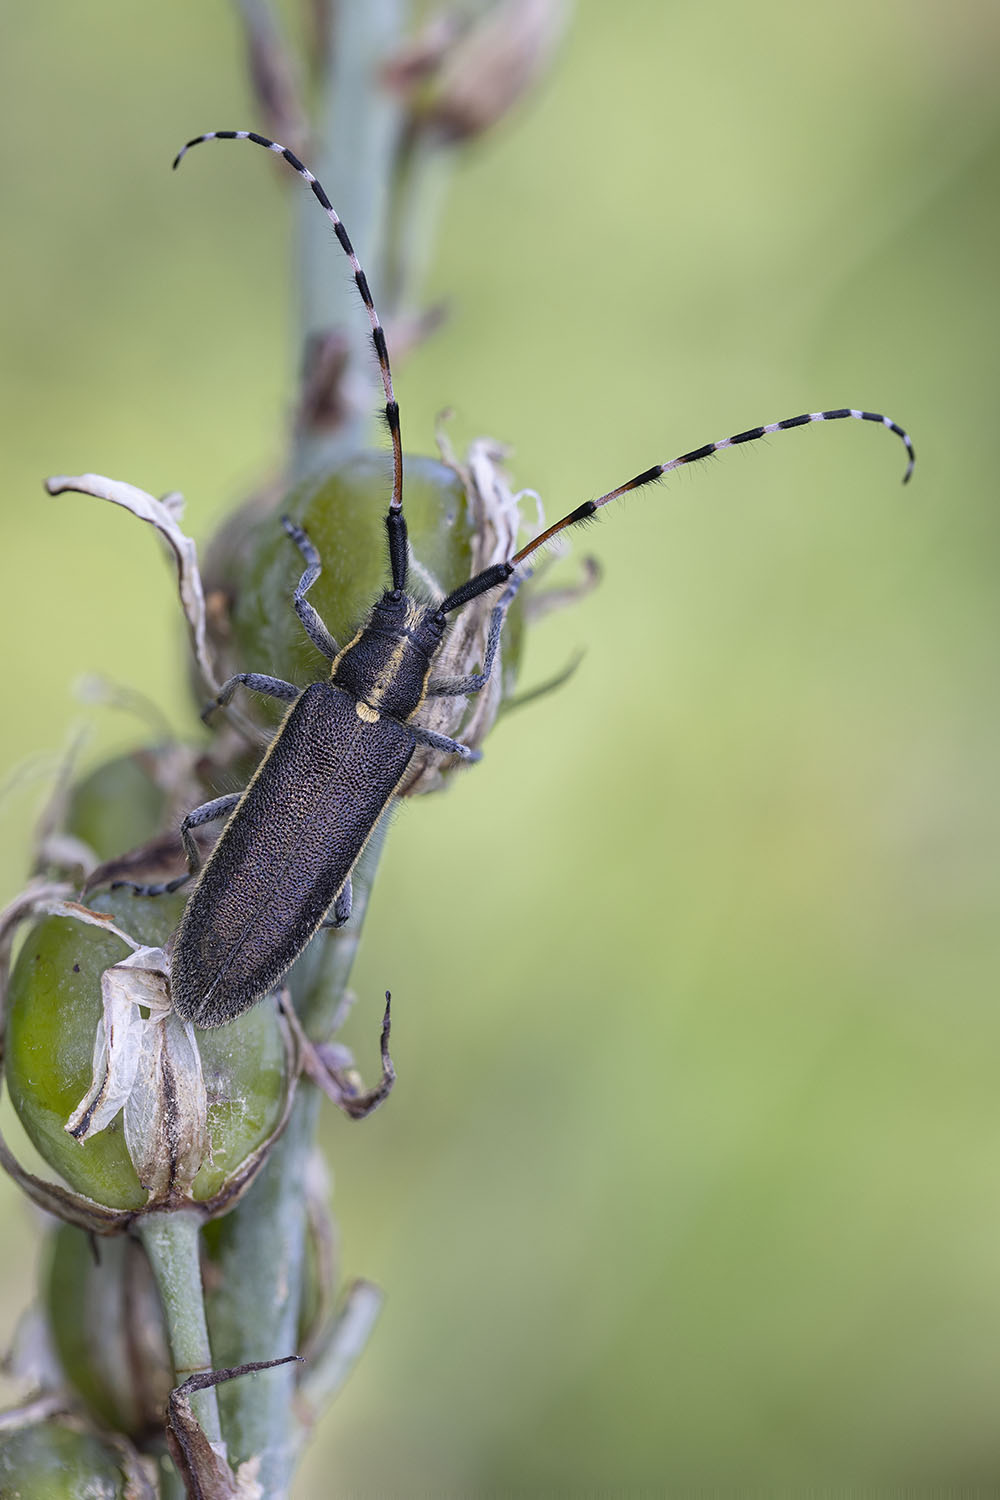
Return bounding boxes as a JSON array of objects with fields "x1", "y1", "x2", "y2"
[
  {"x1": 385, "y1": 0, "x2": 570, "y2": 142},
  {"x1": 0, "y1": 885, "x2": 297, "y2": 1232}
]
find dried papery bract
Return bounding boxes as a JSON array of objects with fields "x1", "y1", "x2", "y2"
[
  {"x1": 400, "y1": 434, "x2": 547, "y2": 793},
  {"x1": 385, "y1": 0, "x2": 571, "y2": 143},
  {"x1": 0, "y1": 884, "x2": 300, "y2": 1234},
  {"x1": 44, "y1": 473, "x2": 266, "y2": 746},
  {"x1": 66, "y1": 946, "x2": 210, "y2": 1204}
]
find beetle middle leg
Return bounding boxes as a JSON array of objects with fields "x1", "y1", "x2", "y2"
[
  {"x1": 202, "y1": 672, "x2": 300, "y2": 723},
  {"x1": 112, "y1": 792, "x2": 241, "y2": 897},
  {"x1": 409, "y1": 724, "x2": 480, "y2": 761}
]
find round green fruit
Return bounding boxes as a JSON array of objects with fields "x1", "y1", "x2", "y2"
[
  {"x1": 0, "y1": 1420, "x2": 130, "y2": 1499},
  {"x1": 45, "y1": 1222, "x2": 171, "y2": 1436},
  {"x1": 204, "y1": 451, "x2": 526, "y2": 728},
  {"x1": 5, "y1": 887, "x2": 289, "y2": 1214}
]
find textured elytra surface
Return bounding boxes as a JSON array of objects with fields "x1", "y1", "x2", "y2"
[{"x1": 171, "y1": 682, "x2": 415, "y2": 1026}]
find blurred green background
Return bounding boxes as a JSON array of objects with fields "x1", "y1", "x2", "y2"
[{"x1": 2, "y1": 1, "x2": 999, "y2": 1491}]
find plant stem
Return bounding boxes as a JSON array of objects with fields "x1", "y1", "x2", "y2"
[
  {"x1": 203, "y1": 834, "x2": 387, "y2": 1494},
  {"x1": 205, "y1": 1094, "x2": 319, "y2": 1495},
  {"x1": 186, "y1": 7, "x2": 406, "y2": 1490},
  {"x1": 293, "y1": 0, "x2": 407, "y2": 482},
  {"x1": 137, "y1": 1211, "x2": 222, "y2": 1448}
]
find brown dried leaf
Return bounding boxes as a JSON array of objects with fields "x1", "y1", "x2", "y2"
[{"x1": 420, "y1": 0, "x2": 570, "y2": 142}]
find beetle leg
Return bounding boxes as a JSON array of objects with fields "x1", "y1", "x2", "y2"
[
  {"x1": 282, "y1": 516, "x2": 340, "y2": 660},
  {"x1": 409, "y1": 724, "x2": 481, "y2": 761},
  {"x1": 202, "y1": 672, "x2": 300, "y2": 723},
  {"x1": 320, "y1": 876, "x2": 352, "y2": 929},
  {"x1": 338, "y1": 992, "x2": 395, "y2": 1119},
  {"x1": 303, "y1": 992, "x2": 395, "y2": 1120},
  {"x1": 112, "y1": 793, "x2": 241, "y2": 897},
  {"x1": 426, "y1": 576, "x2": 522, "y2": 698}
]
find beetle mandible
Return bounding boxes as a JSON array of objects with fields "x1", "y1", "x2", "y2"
[{"x1": 112, "y1": 130, "x2": 915, "y2": 1028}]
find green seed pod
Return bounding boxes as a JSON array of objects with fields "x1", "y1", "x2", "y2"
[
  {"x1": 2, "y1": 742, "x2": 296, "y2": 1226},
  {"x1": 4, "y1": 886, "x2": 292, "y2": 1215},
  {"x1": 65, "y1": 749, "x2": 175, "y2": 869},
  {"x1": 218, "y1": 454, "x2": 476, "y2": 689},
  {"x1": 34, "y1": 446, "x2": 589, "y2": 1050},
  {"x1": 0, "y1": 1418, "x2": 139, "y2": 1499},
  {"x1": 45, "y1": 1222, "x2": 171, "y2": 1438},
  {"x1": 202, "y1": 446, "x2": 531, "y2": 792}
]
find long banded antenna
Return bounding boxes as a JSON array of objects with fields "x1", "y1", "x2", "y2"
[
  {"x1": 508, "y1": 407, "x2": 915, "y2": 571},
  {"x1": 173, "y1": 131, "x2": 404, "y2": 520},
  {"x1": 436, "y1": 407, "x2": 916, "y2": 616}
]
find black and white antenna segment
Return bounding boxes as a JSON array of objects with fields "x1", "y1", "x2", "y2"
[{"x1": 173, "y1": 129, "x2": 915, "y2": 589}]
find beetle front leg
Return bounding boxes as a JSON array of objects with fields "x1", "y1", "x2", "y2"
[
  {"x1": 112, "y1": 793, "x2": 241, "y2": 897},
  {"x1": 282, "y1": 516, "x2": 341, "y2": 661},
  {"x1": 426, "y1": 576, "x2": 522, "y2": 698},
  {"x1": 202, "y1": 672, "x2": 300, "y2": 724}
]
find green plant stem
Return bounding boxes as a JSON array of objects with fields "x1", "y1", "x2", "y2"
[
  {"x1": 196, "y1": 8, "x2": 408, "y2": 1490},
  {"x1": 294, "y1": 0, "x2": 408, "y2": 482},
  {"x1": 206, "y1": 1094, "x2": 320, "y2": 1496},
  {"x1": 204, "y1": 833, "x2": 387, "y2": 1495},
  {"x1": 384, "y1": 123, "x2": 453, "y2": 318},
  {"x1": 137, "y1": 1211, "x2": 221, "y2": 1447}
]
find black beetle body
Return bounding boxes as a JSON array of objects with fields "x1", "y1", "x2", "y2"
[
  {"x1": 113, "y1": 129, "x2": 914, "y2": 1028},
  {"x1": 171, "y1": 597, "x2": 437, "y2": 1025}
]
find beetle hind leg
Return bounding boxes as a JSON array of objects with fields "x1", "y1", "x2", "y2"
[
  {"x1": 340, "y1": 992, "x2": 395, "y2": 1119},
  {"x1": 320, "y1": 877, "x2": 353, "y2": 930},
  {"x1": 305, "y1": 991, "x2": 395, "y2": 1120},
  {"x1": 112, "y1": 792, "x2": 240, "y2": 898}
]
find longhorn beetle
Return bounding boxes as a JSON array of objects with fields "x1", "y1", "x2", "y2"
[{"x1": 114, "y1": 129, "x2": 915, "y2": 1028}]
